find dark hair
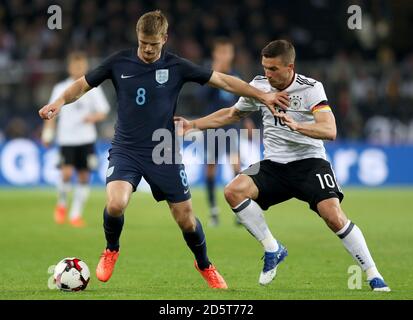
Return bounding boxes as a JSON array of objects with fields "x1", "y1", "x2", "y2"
[{"x1": 261, "y1": 40, "x2": 295, "y2": 65}]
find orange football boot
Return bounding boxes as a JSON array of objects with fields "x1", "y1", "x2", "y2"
[
  {"x1": 69, "y1": 217, "x2": 86, "y2": 228},
  {"x1": 96, "y1": 249, "x2": 120, "y2": 282},
  {"x1": 194, "y1": 261, "x2": 228, "y2": 289},
  {"x1": 54, "y1": 205, "x2": 67, "y2": 224}
]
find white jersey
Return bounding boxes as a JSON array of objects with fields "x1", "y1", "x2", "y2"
[
  {"x1": 49, "y1": 78, "x2": 110, "y2": 146},
  {"x1": 234, "y1": 73, "x2": 331, "y2": 164}
]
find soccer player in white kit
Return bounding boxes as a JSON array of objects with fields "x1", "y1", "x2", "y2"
[
  {"x1": 175, "y1": 40, "x2": 390, "y2": 292},
  {"x1": 41, "y1": 52, "x2": 110, "y2": 227}
]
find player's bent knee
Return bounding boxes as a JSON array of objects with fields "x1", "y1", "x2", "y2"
[
  {"x1": 178, "y1": 218, "x2": 196, "y2": 232},
  {"x1": 224, "y1": 184, "x2": 239, "y2": 206},
  {"x1": 325, "y1": 216, "x2": 347, "y2": 232},
  {"x1": 174, "y1": 213, "x2": 196, "y2": 232},
  {"x1": 170, "y1": 204, "x2": 196, "y2": 232},
  {"x1": 224, "y1": 178, "x2": 249, "y2": 206},
  {"x1": 106, "y1": 199, "x2": 127, "y2": 216},
  {"x1": 317, "y1": 199, "x2": 347, "y2": 232}
]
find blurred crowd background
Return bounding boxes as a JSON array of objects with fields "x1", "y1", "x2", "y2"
[{"x1": 1, "y1": 0, "x2": 412, "y2": 144}]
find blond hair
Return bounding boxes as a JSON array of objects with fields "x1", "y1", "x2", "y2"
[{"x1": 136, "y1": 10, "x2": 168, "y2": 36}]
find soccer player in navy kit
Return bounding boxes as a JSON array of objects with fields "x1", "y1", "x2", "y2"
[
  {"x1": 39, "y1": 10, "x2": 289, "y2": 289},
  {"x1": 199, "y1": 38, "x2": 241, "y2": 227}
]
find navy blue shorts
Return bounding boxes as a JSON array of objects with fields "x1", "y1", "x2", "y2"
[{"x1": 105, "y1": 148, "x2": 191, "y2": 203}]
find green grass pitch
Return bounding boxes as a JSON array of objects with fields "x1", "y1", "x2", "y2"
[{"x1": 0, "y1": 187, "x2": 412, "y2": 300}]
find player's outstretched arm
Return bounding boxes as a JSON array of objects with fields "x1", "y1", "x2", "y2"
[
  {"x1": 38, "y1": 76, "x2": 92, "y2": 120},
  {"x1": 276, "y1": 109, "x2": 337, "y2": 140},
  {"x1": 174, "y1": 107, "x2": 253, "y2": 135},
  {"x1": 208, "y1": 71, "x2": 289, "y2": 114}
]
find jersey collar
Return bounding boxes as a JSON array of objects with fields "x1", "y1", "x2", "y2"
[
  {"x1": 275, "y1": 71, "x2": 296, "y2": 91},
  {"x1": 134, "y1": 47, "x2": 166, "y2": 66}
]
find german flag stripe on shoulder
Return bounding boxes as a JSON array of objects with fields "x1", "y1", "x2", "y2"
[
  {"x1": 311, "y1": 100, "x2": 331, "y2": 113},
  {"x1": 312, "y1": 105, "x2": 331, "y2": 113}
]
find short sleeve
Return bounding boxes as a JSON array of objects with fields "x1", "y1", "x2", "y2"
[
  {"x1": 85, "y1": 52, "x2": 117, "y2": 87},
  {"x1": 48, "y1": 84, "x2": 61, "y2": 104},
  {"x1": 89, "y1": 86, "x2": 110, "y2": 114},
  {"x1": 234, "y1": 96, "x2": 260, "y2": 112},
  {"x1": 308, "y1": 82, "x2": 329, "y2": 111},
  {"x1": 180, "y1": 58, "x2": 213, "y2": 85}
]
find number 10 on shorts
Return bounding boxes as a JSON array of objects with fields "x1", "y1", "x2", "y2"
[{"x1": 316, "y1": 173, "x2": 336, "y2": 189}]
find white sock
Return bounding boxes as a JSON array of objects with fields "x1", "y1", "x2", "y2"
[
  {"x1": 336, "y1": 220, "x2": 382, "y2": 280},
  {"x1": 69, "y1": 184, "x2": 90, "y2": 219},
  {"x1": 232, "y1": 199, "x2": 279, "y2": 252},
  {"x1": 57, "y1": 181, "x2": 71, "y2": 207}
]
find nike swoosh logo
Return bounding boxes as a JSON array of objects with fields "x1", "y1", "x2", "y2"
[
  {"x1": 121, "y1": 74, "x2": 135, "y2": 79},
  {"x1": 106, "y1": 166, "x2": 114, "y2": 177},
  {"x1": 184, "y1": 189, "x2": 190, "y2": 194}
]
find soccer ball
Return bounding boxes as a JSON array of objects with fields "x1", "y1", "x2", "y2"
[{"x1": 53, "y1": 257, "x2": 90, "y2": 291}]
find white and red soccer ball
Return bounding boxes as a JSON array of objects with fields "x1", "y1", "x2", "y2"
[{"x1": 53, "y1": 257, "x2": 90, "y2": 291}]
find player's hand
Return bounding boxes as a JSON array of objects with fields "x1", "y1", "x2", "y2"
[
  {"x1": 261, "y1": 91, "x2": 290, "y2": 114},
  {"x1": 174, "y1": 116, "x2": 195, "y2": 136},
  {"x1": 274, "y1": 111, "x2": 299, "y2": 131},
  {"x1": 38, "y1": 102, "x2": 62, "y2": 120}
]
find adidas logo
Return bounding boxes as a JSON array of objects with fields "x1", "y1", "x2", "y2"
[{"x1": 296, "y1": 75, "x2": 316, "y2": 87}]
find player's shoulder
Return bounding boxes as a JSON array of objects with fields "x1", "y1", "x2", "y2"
[
  {"x1": 164, "y1": 51, "x2": 194, "y2": 66},
  {"x1": 102, "y1": 48, "x2": 135, "y2": 64},
  {"x1": 164, "y1": 51, "x2": 179, "y2": 60},
  {"x1": 295, "y1": 73, "x2": 323, "y2": 88},
  {"x1": 250, "y1": 75, "x2": 271, "y2": 91},
  {"x1": 294, "y1": 74, "x2": 327, "y2": 103},
  {"x1": 114, "y1": 48, "x2": 135, "y2": 57}
]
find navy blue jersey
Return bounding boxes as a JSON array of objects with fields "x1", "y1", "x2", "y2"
[{"x1": 85, "y1": 48, "x2": 212, "y2": 151}]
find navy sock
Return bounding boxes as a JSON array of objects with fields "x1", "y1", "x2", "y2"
[
  {"x1": 103, "y1": 207, "x2": 124, "y2": 252},
  {"x1": 182, "y1": 217, "x2": 211, "y2": 270},
  {"x1": 206, "y1": 177, "x2": 216, "y2": 209}
]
